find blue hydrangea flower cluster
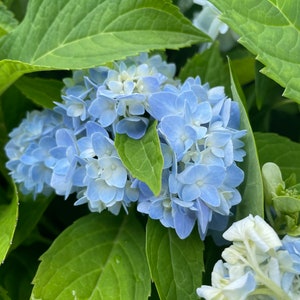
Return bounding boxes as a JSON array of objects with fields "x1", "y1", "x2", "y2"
[
  {"x1": 5, "y1": 53, "x2": 246, "y2": 239},
  {"x1": 197, "y1": 215, "x2": 300, "y2": 299}
]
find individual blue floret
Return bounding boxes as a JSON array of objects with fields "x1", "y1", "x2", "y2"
[{"x1": 49, "y1": 128, "x2": 81, "y2": 198}]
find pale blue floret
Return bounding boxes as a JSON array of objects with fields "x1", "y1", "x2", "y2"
[
  {"x1": 280, "y1": 235, "x2": 300, "y2": 296},
  {"x1": 160, "y1": 115, "x2": 197, "y2": 160},
  {"x1": 282, "y1": 235, "x2": 300, "y2": 273},
  {"x1": 88, "y1": 95, "x2": 117, "y2": 127},
  {"x1": 148, "y1": 91, "x2": 183, "y2": 120},
  {"x1": 58, "y1": 92, "x2": 90, "y2": 121},
  {"x1": 49, "y1": 128, "x2": 80, "y2": 198},
  {"x1": 115, "y1": 116, "x2": 149, "y2": 139},
  {"x1": 176, "y1": 164, "x2": 225, "y2": 205},
  {"x1": 137, "y1": 170, "x2": 175, "y2": 229}
]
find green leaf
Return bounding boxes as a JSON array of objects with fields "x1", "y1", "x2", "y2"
[
  {"x1": 0, "y1": 286, "x2": 10, "y2": 300},
  {"x1": 179, "y1": 42, "x2": 230, "y2": 94},
  {"x1": 0, "y1": 182, "x2": 18, "y2": 263},
  {"x1": 210, "y1": 0, "x2": 300, "y2": 102},
  {"x1": 14, "y1": 76, "x2": 63, "y2": 108},
  {"x1": 255, "y1": 132, "x2": 300, "y2": 180},
  {"x1": 0, "y1": 2, "x2": 18, "y2": 37},
  {"x1": 146, "y1": 219, "x2": 204, "y2": 300},
  {"x1": 31, "y1": 212, "x2": 151, "y2": 300},
  {"x1": 115, "y1": 121, "x2": 163, "y2": 195},
  {"x1": 0, "y1": 0, "x2": 209, "y2": 94},
  {"x1": 228, "y1": 58, "x2": 264, "y2": 219},
  {"x1": 0, "y1": 59, "x2": 47, "y2": 95}
]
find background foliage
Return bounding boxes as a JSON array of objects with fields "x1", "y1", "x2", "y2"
[{"x1": 0, "y1": 0, "x2": 300, "y2": 299}]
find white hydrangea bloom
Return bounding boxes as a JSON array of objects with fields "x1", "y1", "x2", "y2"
[
  {"x1": 193, "y1": 0, "x2": 238, "y2": 51},
  {"x1": 223, "y1": 214, "x2": 282, "y2": 252},
  {"x1": 197, "y1": 215, "x2": 297, "y2": 299},
  {"x1": 193, "y1": 1, "x2": 228, "y2": 40}
]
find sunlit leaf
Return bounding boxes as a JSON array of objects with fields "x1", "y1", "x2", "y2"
[
  {"x1": 210, "y1": 0, "x2": 300, "y2": 102},
  {"x1": 0, "y1": 59, "x2": 47, "y2": 95},
  {"x1": 0, "y1": 2, "x2": 18, "y2": 37},
  {"x1": 115, "y1": 121, "x2": 163, "y2": 195},
  {"x1": 0, "y1": 182, "x2": 18, "y2": 263},
  {"x1": 0, "y1": 0, "x2": 209, "y2": 94},
  {"x1": 32, "y1": 212, "x2": 151, "y2": 300}
]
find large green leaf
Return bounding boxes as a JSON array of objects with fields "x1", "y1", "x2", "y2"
[
  {"x1": 255, "y1": 132, "x2": 300, "y2": 180},
  {"x1": 31, "y1": 212, "x2": 151, "y2": 300},
  {"x1": 0, "y1": 182, "x2": 18, "y2": 263},
  {"x1": 210, "y1": 0, "x2": 300, "y2": 102},
  {"x1": 146, "y1": 220, "x2": 204, "y2": 300},
  {"x1": 0, "y1": 0, "x2": 209, "y2": 94},
  {"x1": 228, "y1": 59, "x2": 264, "y2": 219},
  {"x1": 0, "y1": 2, "x2": 18, "y2": 37},
  {"x1": 0, "y1": 59, "x2": 47, "y2": 95},
  {"x1": 115, "y1": 121, "x2": 164, "y2": 196}
]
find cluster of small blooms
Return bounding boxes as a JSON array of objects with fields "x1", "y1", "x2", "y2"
[
  {"x1": 138, "y1": 76, "x2": 246, "y2": 239},
  {"x1": 5, "y1": 53, "x2": 246, "y2": 239},
  {"x1": 197, "y1": 215, "x2": 300, "y2": 299},
  {"x1": 193, "y1": 0, "x2": 238, "y2": 52}
]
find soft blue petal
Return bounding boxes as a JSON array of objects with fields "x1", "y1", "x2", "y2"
[
  {"x1": 116, "y1": 117, "x2": 149, "y2": 139},
  {"x1": 92, "y1": 132, "x2": 115, "y2": 157},
  {"x1": 173, "y1": 205, "x2": 196, "y2": 239},
  {"x1": 148, "y1": 92, "x2": 180, "y2": 120},
  {"x1": 87, "y1": 179, "x2": 116, "y2": 203}
]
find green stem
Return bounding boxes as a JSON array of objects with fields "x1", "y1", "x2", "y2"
[{"x1": 243, "y1": 240, "x2": 291, "y2": 300}]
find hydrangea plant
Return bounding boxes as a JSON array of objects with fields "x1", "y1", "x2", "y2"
[{"x1": 1, "y1": 0, "x2": 300, "y2": 299}]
